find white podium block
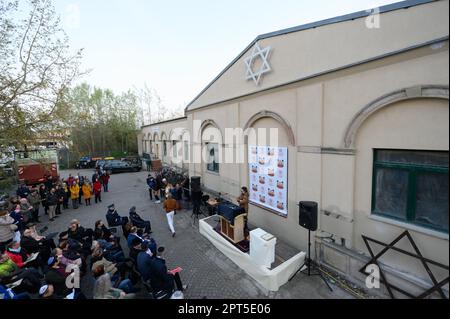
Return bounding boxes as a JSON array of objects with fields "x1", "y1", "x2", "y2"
[{"x1": 250, "y1": 228, "x2": 277, "y2": 269}]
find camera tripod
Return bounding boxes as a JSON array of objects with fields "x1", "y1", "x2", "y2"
[
  {"x1": 191, "y1": 200, "x2": 203, "y2": 226},
  {"x1": 289, "y1": 228, "x2": 333, "y2": 292},
  {"x1": 191, "y1": 211, "x2": 201, "y2": 225}
]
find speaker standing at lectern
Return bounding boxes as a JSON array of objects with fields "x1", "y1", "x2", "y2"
[{"x1": 237, "y1": 187, "x2": 249, "y2": 232}]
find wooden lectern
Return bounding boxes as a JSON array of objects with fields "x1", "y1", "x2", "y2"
[
  {"x1": 220, "y1": 214, "x2": 246, "y2": 244},
  {"x1": 151, "y1": 159, "x2": 162, "y2": 172}
]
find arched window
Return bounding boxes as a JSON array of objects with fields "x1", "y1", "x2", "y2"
[
  {"x1": 200, "y1": 120, "x2": 222, "y2": 174},
  {"x1": 172, "y1": 141, "x2": 177, "y2": 158},
  {"x1": 347, "y1": 86, "x2": 449, "y2": 235},
  {"x1": 206, "y1": 143, "x2": 219, "y2": 173}
]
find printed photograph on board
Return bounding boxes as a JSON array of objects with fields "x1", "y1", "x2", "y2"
[{"x1": 248, "y1": 146, "x2": 288, "y2": 216}]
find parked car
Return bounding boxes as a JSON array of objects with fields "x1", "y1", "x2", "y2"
[
  {"x1": 0, "y1": 192, "x2": 9, "y2": 208},
  {"x1": 103, "y1": 160, "x2": 140, "y2": 174},
  {"x1": 0, "y1": 163, "x2": 14, "y2": 176},
  {"x1": 95, "y1": 159, "x2": 107, "y2": 170},
  {"x1": 122, "y1": 156, "x2": 142, "y2": 171},
  {"x1": 96, "y1": 157, "x2": 116, "y2": 169},
  {"x1": 78, "y1": 156, "x2": 94, "y2": 169}
]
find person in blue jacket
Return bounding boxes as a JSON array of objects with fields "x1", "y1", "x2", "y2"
[
  {"x1": 146, "y1": 175, "x2": 157, "y2": 201},
  {"x1": 0, "y1": 285, "x2": 30, "y2": 299},
  {"x1": 105, "y1": 204, "x2": 129, "y2": 227},
  {"x1": 129, "y1": 207, "x2": 151, "y2": 234},
  {"x1": 16, "y1": 183, "x2": 30, "y2": 199}
]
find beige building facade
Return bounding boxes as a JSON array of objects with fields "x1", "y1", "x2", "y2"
[{"x1": 139, "y1": 0, "x2": 449, "y2": 297}]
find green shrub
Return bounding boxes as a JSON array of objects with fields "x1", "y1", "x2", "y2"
[{"x1": 0, "y1": 177, "x2": 15, "y2": 192}]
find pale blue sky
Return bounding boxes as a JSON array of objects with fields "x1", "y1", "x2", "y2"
[{"x1": 53, "y1": 0, "x2": 399, "y2": 110}]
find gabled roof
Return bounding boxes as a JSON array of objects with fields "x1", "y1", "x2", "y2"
[
  {"x1": 186, "y1": 0, "x2": 438, "y2": 111},
  {"x1": 141, "y1": 116, "x2": 188, "y2": 129}
]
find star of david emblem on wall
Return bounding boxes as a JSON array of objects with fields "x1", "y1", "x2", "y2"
[
  {"x1": 360, "y1": 230, "x2": 449, "y2": 299},
  {"x1": 244, "y1": 42, "x2": 272, "y2": 86}
]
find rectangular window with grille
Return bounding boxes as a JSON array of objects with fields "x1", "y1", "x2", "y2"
[
  {"x1": 184, "y1": 141, "x2": 189, "y2": 161},
  {"x1": 206, "y1": 143, "x2": 219, "y2": 173},
  {"x1": 372, "y1": 149, "x2": 449, "y2": 233},
  {"x1": 172, "y1": 141, "x2": 177, "y2": 158}
]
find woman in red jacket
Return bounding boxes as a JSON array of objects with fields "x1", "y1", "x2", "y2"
[
  {"x1": 93, "y1": 179, "x2": 102, "y2": 204},
  {"x1": 5, "y1": 241, "x2": 29, "y2": 268}
]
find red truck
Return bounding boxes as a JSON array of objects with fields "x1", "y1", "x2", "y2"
[{"x1": 14, "y1": 148, "x2": 59, "y2": 185}]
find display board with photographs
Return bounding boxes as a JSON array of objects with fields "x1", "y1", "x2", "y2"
[{"x1": 248, "y1": 146, "x2": 288, "y2": 217}]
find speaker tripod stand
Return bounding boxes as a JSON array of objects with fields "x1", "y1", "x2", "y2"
[
  {"x1": 289, "y1": 229, "x2": 333, "y2": 292},
  {"x1": 191, "y1": 211, "x2": 201, "y2": 225},
  {"x1": 191, "y1": 199, "x2": 202, "y2": 226}
]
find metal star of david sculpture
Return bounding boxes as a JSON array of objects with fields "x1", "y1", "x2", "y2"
[
  {"x1": 244, "y1": 42, "x2": 272, "y2": 86},
  {"x1": 360, "y1": 230, "x2": 449, "y2": 299}
]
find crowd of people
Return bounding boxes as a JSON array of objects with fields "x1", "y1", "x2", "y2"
[
  {"x1": 1, "y1": 207, "x2": 186, "y2": 299},
  {"x1": 146, "y1": 174, "x2": 186, "y2": 238},
  {"x1": 0, "y1": 166, "x2": 252, "y2": 300},
  {"x1": 145, "y1": 172, "x2": 250, "y2": 237},
  {"x1": 0, "y1": 169, "x2": 188, "y2": 300},
  {"x1": 146, "y1": 174, "x2": 186, "y2": 205},
  {"x1": 9, "y1": 170, "x2": 111, "y2": 225}
]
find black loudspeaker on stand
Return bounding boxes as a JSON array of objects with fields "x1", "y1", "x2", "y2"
[
  {"x1": 190, "y1": 176, "x2": 201, "y2": 193},
  {"x1": 190, "y1": 176, "x2": 202, "y2": 225},
  {"x1": 289, "y1": 201, "x2": 333, "y2": 292}
]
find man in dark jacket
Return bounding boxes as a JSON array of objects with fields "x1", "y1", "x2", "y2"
[
  {"x1": 67, "y1": 220, "x2": 85, "y2": 242},
  {"x1": 129, "y1": 238, "x2": 142, "y2": 264},
  {"x1": 16, "y1": 183, "x2": 30, "y2": 199},
  {"x1": 55, "y1": 185, "x2": 65, "y2": 215},
  {"x1": 92, "y1": 172, "x2": 99, "y2": 184},
  {"x1": 93, "y1": 220, "x2": 113, "y2": 241},
  {"x1": 44, "y1": 176, "x2": 54, "y2": 191},
  {"x1": 39, "y1": 185, "x2": 48, "y2": 216},
  {"x1": 21, "y1": 229, "x2": 54, "y2": 263},
  {"x1": 62, "y1": 183, "x2": 70, "y2": 209},
  {"x1": 156, "y1": 174, "x2": 165, "y2": 202},
  {"x1": 136, "y1": 244, "x2": 153, "y2": 283},
  {"x1": 148, "y1": 247, "x2": 185, "y2": 294},
  {"x1": 129, "y1": 207, "x2": 151, "y2": 234},
  {"x1": 67, "y1": 220, "x2": 93, "y2": 258},
  {"x1": 20, "y1": 230, "x2": 40, "y2": 257},
  {"x1": 146, "y1": 175, "x2": 154, "y2": 201},
  {"x1": 27, "y1": 189, "x2": 41, "y2": 223},
  {"x1": 106, "y1": 205, "x2": 129, "y2": 227},
  {"x1": 106, "y1": 205, "x2": 130, "y2": 238},
  {"x1": 9, "y1": 206, "x2": 25, "y2": 232},
  {"x1": 0, "y1": 261, "x2": 43, "y2": 294},
  {"x1": 45, "y1": 256, "x2": 69, "y2": 297},
  {"x1": 46, "y1": 188, "x2": 58, "y2": 222}
]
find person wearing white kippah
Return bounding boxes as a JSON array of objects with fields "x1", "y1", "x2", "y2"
[{"x1": 39, "y1": 284, "x2": 56, "y2": 299}]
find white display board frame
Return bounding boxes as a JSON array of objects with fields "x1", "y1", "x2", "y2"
[{"x1": 248, "y1": 145, "x2": 288, "y2": 217}]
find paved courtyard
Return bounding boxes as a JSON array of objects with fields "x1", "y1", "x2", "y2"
[{"x1": 39, "y1": 169, "x2": 354, "y2": 299}]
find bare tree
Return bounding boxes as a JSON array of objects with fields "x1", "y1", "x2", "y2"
[
  {"x1": 0, "y1": 0, "x2": 83, "y2": 148},
  {"x1": 134, "y1": 83, "x2": 163, "y2": 126},
  {"x1": 134, "y1": 83, "x2": 184, "y2": 126}
]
